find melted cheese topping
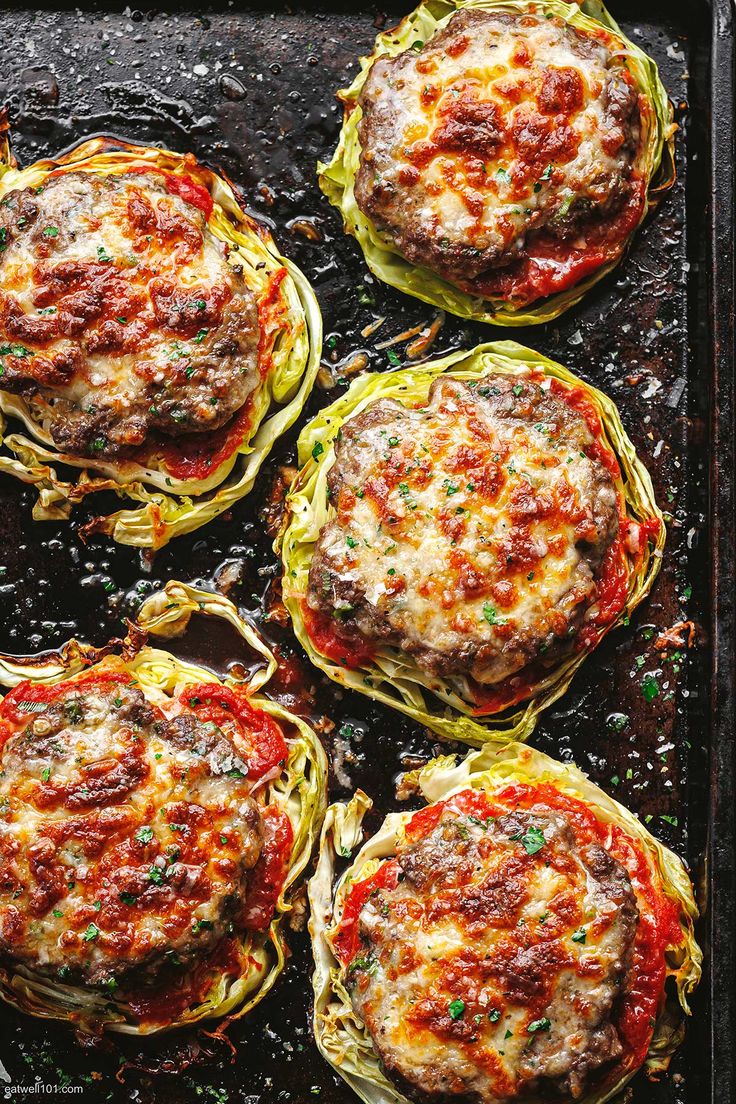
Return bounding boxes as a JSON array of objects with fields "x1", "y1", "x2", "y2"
[
  {"x1": 307, "y1": 375, "x2": 619, "y2": 687},
  {"x1": 0, "y1": 169, "x2": 260, "y2": 457},
  {"x1": 356, "y1": 9, "x2": 643, "y2": 298},
  {"x1": 344, "y1": 794, "x2": 637, "y2": 1102},
  {"x1": 0, "y1": 671, "x2": 278, "y2": 987}
]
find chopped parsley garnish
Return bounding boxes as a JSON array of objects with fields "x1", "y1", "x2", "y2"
[
  {"x1": 52, "y1": 909, "x2": 64, "y2": 918},
  {"x1": 193, "y1": 328, "x2": 209, "y2": 343},
  {"x1": 312, "y1": 441, "x2": 324, "y2": 461},
  {"x1": 96, "y1": 245, "x2": 112, "y2": 262},
  {"x1": 533, "y1": 164, "x2": 553, "y2": 192},
  {"x1": 642, "y1": 673, "x2": 660, "y2": 702},
  {"x1": 42, "y1": 226, "x2": 59, "y2": 238},
  {"x1": 135, "y1": 826, "x2": 154, "y2": 844},
  {"x1": 398, "y1": 482, "x2": 417, "y2": 510},
  {"x1": 194, "y1": 298, "x2": 207, "y2": 311},
  {"x1": 82, "y1": 923, "x2": 100, "y2": 942},
  {"x1": 348, "y1": 955, "x2": 378, "y2": 975},
  {"x1": 482, "y1": 603, "x2": 505, "y2": 627},
  {"x1": 488, "y1": 1008, "x2": 501, "y2": 1022},
  {"x1": 147, "y1": 866, "x2": 165, "y2": 886},
  {"x1": 346, "y1": 535, "x2": 357, "y2": 548},
  {"x1": 444, "y1": 480, "x2": 460, "y2": 496},
  {"x1": 387, "y1": 350, "x2": 401, "y2": 366},
  {"x1": 119, "y1": 892, "x2": 138, "y2": 906},
  {"x1": 448, "y1": 999, "x2": 465, "y2": 1020},
  {"x1": 527, "y1": 1017, "x2": 551, "y2": 1033},
  {"x1": 571, "y1": 928, "x2": 587, "y2": 944},
  {"x1": 510, "y1": 824, "x2": 546, "y2": 855},
  {"x1": 192, "y1": 918, "x2": 215, "y2": 933},
  {"x1": 0, "y1": 343, "x2": 32, "y2": 358},
  {"x1": 495, "y1": 167, "x2": 512, "y2": 185},
  {"x1": 41, "y1": 767, "x2": 51, "y2": 782}
]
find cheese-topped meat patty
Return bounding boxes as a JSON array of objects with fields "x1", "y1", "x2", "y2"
[
  {"x1": 0, "y1": 674, "x2": 264, "y2": 989},
  {"x1": 0, "y1": 170, "x2": 260, "y2": 458},
  {"x1": 345, "y1": 799, "x2": 638, "y2": 1103},
  {"x1": 306, "y1": 375, "x2": 619, "y2": 687},
  {"x1": 355, "y1": 9, "x2": 642, "y2": 302}
]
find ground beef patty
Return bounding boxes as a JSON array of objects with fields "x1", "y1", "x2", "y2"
[
  {"x1": 0, "y1": 674, "x2": 263, "y2": 989},
  {"x1": 347, "y1": 801, "x2": 638, "y2": 1103},
  {"x1": 355, "y1": 8, "x2": 641, "y2": 295},
  {"x1": 0, "y1": 169, "x2": 260, "y2": 458},
  {"x1": 306, "y1": 375, "x2": 619, "y2": 687}
]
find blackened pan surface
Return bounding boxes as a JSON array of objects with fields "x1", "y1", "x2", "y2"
[{"x1": 0, "y1": 4, "x2": 731, "y2": 1104}]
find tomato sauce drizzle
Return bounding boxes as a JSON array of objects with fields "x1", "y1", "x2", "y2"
[
  {"x1": 157, "y1": 396, "x2": 255, "y2": 483},
  {"x1": 334, "y1": 782, "x2": 684, "y2": 1076},
  {"x1": 124, "y1": 936, "x2": 242, "y2": 1026},
  {"x1": 156, "y1": 267, "x2": 287, "y2": 483},
  {"x1": 302, "y1": 603, "x2": 376, "y2": 669},
  {"x1": 0, "y1": 671, "x2": 130, "y2": 749},
  {"x1": 179, "y1": 683, "x2": 288, "y2": 784},
  {"x1": 242, "y1": 804, "x2": 294, "y2": 932},
  {"x1": 475, "y1": 179, "x2": 646, "y2": 306},
  {"x1": 125, "y1": 164, "x2": 214, "y2": 219}
]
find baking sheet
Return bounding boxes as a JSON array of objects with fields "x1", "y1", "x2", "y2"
[{"x1": 0, "y1": 2, "x2": 732, "y2": 1102}]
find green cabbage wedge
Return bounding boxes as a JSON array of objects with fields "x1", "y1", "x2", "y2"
[
  {"x1": 0, "y1": 130, "x2": 322, "y2": 548},
  {"x1": 309, "y1": 741, "x2": 702, "y2": 1104},
  {"x1": 317, "y1": 0, "x2": 675, "y2": 325},
  {"x1": 278, "y1": 341, "x2": 664, "y2": 746},
  {"x1": 0, "y1": 581, "x2": 327, "y2": 1035}
]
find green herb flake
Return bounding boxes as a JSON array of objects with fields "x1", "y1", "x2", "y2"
[
  {"x1": 527, "y1": 1017, "x2": 551, "y2": 1033},
  {"x1": 135, "y1": 826, "x2": 154, "y2": 844},
  {"x1": 448, "y1": 999, "x2": 465, "y2": 1020},
  {"x1": 510, "y1": 825, "x2": 546, "y2": 855},
  {"x1": 641, "y1": 673, "x2": 660, "y2": 702},
  {"x1": 312, "y1": 441, "x2": 324, "y2": 461},
  {"x1": 482, "y1": 603, "x2": 505, "y2": 627},
  {"x1": 82, "y1": 923, "x2": 100, "y2": 942}
]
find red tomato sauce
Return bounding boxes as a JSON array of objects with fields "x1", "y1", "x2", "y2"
[
  {"x1": 332, "y1": 859, "x2": 400, "y2": 965},
  {"x1": 334, "y1": 780, "x2": 683, "y2": 1074},
  {"x1": 242, "y1": 804, "x2": 294, "y2": 932},
  {"x1": 158, "y1": 395, "x2": 255, "y2": 483},
  {"x1": 0, "y1": 672, "x2": 131, "y2": 747},
  {"x1": 156, "y1": 268, "x2": 288, "y2": 483},
  {"x1": 257, "y1": 267, "x2": 289, "y2": 374},
  {"x1": 125, "y1": 164, "x2": 214, "y2": 219},
  {"x1": 476, "y1": 179, "x2": 646, "y2": 306},
  {"x1": 124, "y1": 936, "x2": 242, "y2": 1026},
  {"x1": 302, "y1": 603, "x2": 375, "y2": 669},
  {"x1": 179, "y1": 683, "x2": 288, "y2": 783}
]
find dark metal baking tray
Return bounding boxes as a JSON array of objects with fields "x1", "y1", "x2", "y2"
[{"x1": 0, "y1": 2, "x2": 733, "y2": 1103}]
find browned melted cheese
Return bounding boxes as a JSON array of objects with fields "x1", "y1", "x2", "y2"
[
  {"x1": 355, "y1": 9, "x2": 644, "y2": 303},
  {"x1": 345, "y1": 792, "x2": 638, "y2": 1103},
  {"x1": 0, "y1": 668, "x2": 268, "y2": 989},
  {"x1": 0, "y1": 169, "x2": 260, "y2": 458},
  {"x1": 307, "y1": 375, "x2": 620, "y2": 689}
]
